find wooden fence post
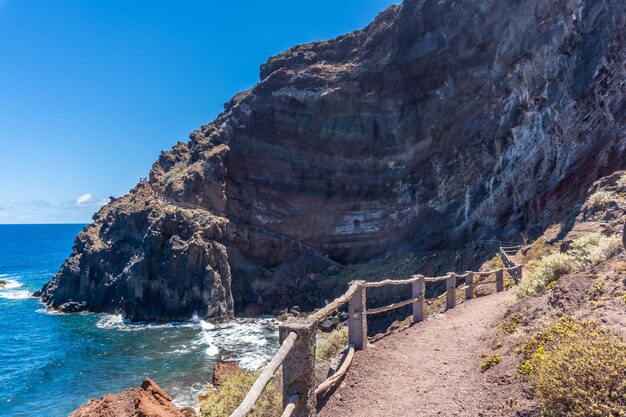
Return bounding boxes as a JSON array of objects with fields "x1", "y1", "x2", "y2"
[
  {"x1": 446, "y1": 273, "x2": 456, "y2": 310},
  {"x1": 412, "y1": 275, "x2": 425, "y2": 323},
  {"x1": 279, "y1": 319, "x2": 317, "y2": 417},
  {"x1": 464, "y1": 273, "x2": 473, "y2": 300},
  {"x1": 495, "y1": 269, "x2": 504, "y2": 292},
  {"x1": 348, "y1": 280, "x2": 367, "y2": 350}
]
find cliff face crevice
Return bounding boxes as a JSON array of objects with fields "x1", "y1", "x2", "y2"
[{"x1": 41, "y1": 0, "x2": 626, "y2": 321}]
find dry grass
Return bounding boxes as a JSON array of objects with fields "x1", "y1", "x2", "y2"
[
  {"x1": 199, "y1": 368, "x2": 282, "y2": 417},
  {"x1": 316, "y1": 326, "x2": 348, "y2": 362},
  {"x1": 613, "y1": 261, "x2": 626, "y2": 274},
  {"x1": 517, "y1": 317, "x2": 626, "y2": 417}
]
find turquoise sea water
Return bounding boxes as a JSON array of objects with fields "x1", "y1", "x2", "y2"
[{"x1": 0, "y1": 224, "x2": 279, "y2": 417}]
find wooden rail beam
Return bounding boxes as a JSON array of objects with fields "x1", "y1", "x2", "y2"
[
  {"x1": 365, "y1": 297, "x2": 421, "y2": 315},
  {"x1": 230, "y1": 331, "x2": 298, "y2": 417},
  {"x1": 315, "y1": 346, "x2": 355, "y2": 395}
]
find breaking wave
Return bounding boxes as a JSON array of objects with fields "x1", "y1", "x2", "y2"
[{"x1": 0, "y1": 277, "x2": 31, "y2": 300}]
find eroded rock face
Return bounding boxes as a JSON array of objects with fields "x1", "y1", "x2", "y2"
[
  {"x1": 69, "y1": 378, "x2": 196, "y2": 417},
  {"x1": 41, "y1": 0, "x2": 626, "y2": 320},
  {"x1": 40, "y1": 186, "x2": 233, "y2": 321}
]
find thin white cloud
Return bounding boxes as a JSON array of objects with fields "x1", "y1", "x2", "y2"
[{"x1": 75, "y1": 193, "x2": 93, "y2": 206}]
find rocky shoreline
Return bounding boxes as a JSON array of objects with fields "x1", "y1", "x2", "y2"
[{"x1": 69, "y1": 378, "x2": 196, "y2": 417}]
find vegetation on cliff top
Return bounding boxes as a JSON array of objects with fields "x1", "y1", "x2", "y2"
[
  {"x1": 518, "y1": 232, "x2": 621, "y2": 297},
  {"x1": 517, "y1": 317, "x2": 626, "y2": 417}
]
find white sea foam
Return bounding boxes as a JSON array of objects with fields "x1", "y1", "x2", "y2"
[
  {"x1": 96, "y1": 314, "x2": 201, "y2": 332},
  {"x1": 170, "y1": 381, "x2": 205, "y2": 413},
  {"x1": 0, "y1": 278, "x2": 23, "y2": 290},
  {"x1": 0, "y1": 290, "x2": 31, "y2": 300},
  {"x1": 35, "y1": 308, "x2": 69, "y2": 315},
  {"x1": 198, "y1": 317, "x2": 279, "y2": 370},
  {"x1": 205, "y1": 345, "x2": 219, "y2": 356}
]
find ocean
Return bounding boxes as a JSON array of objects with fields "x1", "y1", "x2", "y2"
[{"x1": 0, "y1": 224, "x2": 279, "y2": 417}]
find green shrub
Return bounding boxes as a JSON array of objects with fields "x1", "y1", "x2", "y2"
[
  {"x1": 316, "y1": 326, "x2": 348, "y2": 362},
  {"x1": 524, "y1": 235, "x2": 557, "y2": 263},
  {"x1": 518, "y1": 253, "x2": 577, "y2": 297},
  {"x1": 587, "y1": 280, "x2": 606, "y2": 300},
  {"x1": 567, "y1": 233, "x2": 622, "y2": 268},
  {"x1": 199, "y1": 368, "x2": 282, "y2": 417},
  {"x1": 163, "y1": 161, "x2": 186, "y2": 184},
  {"x1": 502, "y1": 313, "x2": 524, "y2": 334},
  {"x1": 480, "y1": 354, "x2": 502, "y2": 371},
  {"x1": 516, "y1": 317, "x2": 626, "y2": 417},
  {"x1": 519, "y1": 233, "x2": 621, "y2": 298},
  {"x1": 583, "y1": 190, "x2": 615, "y2": 212}
]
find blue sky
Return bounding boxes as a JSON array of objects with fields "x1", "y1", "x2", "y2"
[{"x1": 0, "y1": 0, "x2": 396, "y2": 224}]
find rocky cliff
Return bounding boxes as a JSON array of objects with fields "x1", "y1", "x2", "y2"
[{"x1": 39, "y1": 0, "x2": 626, "y2": 321}]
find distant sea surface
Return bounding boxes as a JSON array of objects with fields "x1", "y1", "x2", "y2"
[{"x1": 0, "y1": 224, "x2": 279, "y2": 417}]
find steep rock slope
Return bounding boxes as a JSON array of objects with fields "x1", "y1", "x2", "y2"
[{"x1": 41, "y1": 0, "x2": 626, "y2": 321}]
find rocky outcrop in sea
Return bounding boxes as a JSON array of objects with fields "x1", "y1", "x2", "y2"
[{"x1": 39, "y1": 0, "x2": 626, "y2": 321}]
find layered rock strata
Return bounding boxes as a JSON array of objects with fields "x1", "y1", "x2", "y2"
[{"x1": 41, "y1": 0, "x2": 626, "y2": 320}]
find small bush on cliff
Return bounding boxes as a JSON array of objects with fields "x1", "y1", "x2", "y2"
[
  {"x1": 199, "y1": 369, "x2": 281, "y2": 417},
  {"x1": 518, "y1": 253, "x2": 576, "y2": 297},
  {"x1": 519, "y1": 233, "x2": 621, "y2": 297},
  {"x1": 480, "y1": 354, "x2": 502, "y2": 371},
  {"x1": 587, "y1": 280, "x2": 606, "y2": 300},
  {"x1": 163, "y1": 161, "x2": 186, "y2": 184},
  {"x1": 583, "y1": 190, "x2": 615, "y2": 212},
  {"x1": 502, "y1": 312, "x2": 524, "y2": 334},
  {"x1": 516, "y1": 317, "x2": 626, "y2": 417},
  {"x1": 316, "y1": 326, "x2": 348, "y2": 362},
  {"x1": 567, "y1": 233, "x2": 622, "y2": 268}
]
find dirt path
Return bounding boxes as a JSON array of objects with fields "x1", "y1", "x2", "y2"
[{"x1": 318, "y1": 290, "x2": 520, "y2": 417}]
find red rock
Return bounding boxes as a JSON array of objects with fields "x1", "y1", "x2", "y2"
[
  {"x1": 69, "y1": 378, "x2": 195, "y2": 417},
  {"x1": 212, "y1": 362, "x2": 242, "y2": 386}
]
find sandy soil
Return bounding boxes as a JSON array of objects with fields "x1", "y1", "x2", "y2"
[{"x1": 317, "y1": 290, "x2": 532, "y2": 417}]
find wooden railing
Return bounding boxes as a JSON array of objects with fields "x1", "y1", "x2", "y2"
[{"x1": 229, "y1": 247, "x2": 524, "y2": 417}]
